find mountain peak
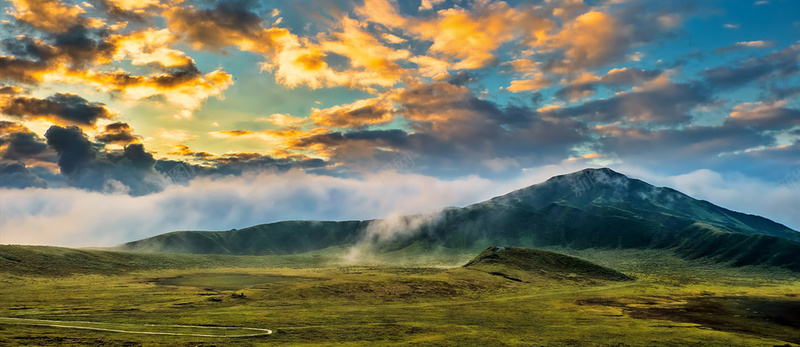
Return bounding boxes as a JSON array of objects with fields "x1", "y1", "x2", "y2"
[{"x1": 120, "y1": 169, "x2": 800, "y2": 271}]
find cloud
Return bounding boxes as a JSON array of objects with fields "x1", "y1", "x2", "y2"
[
  {"x1": 0, "y1": 162, "x2": 48, "y2": 188},
  {"x1": 8, "y1": 0, "x2": 86, "y2": 33},
  {"x1": 43, "y1": 125, "x2": 167, "y2": 195},
  {"x1": 0, "y1": 121, "x2": 54, "y2": 163},
  {"x1": 168, "y1": 144, "x2": 214, "y2": 159},
  {"x1": 546, "y1": 80, "x2": 710, "y2": 125},
  {"x1": 1, "y1": 92, "x2": 114, "y2": 126},
  {"x1": 554, "y1": 68, "x2": 664, "y2": 101},
  {"x1": 309, "y1": 96, "x2": 395, "y2": 129},
  {"x1": 504, "y1": 59, "x2": 551, "y2": 92},
  {"x1": 539, "y1": 3, "x2": 683, "y2": 73},
  {"x1": 405, "y1": 1, "x2": 550, "y2": 70},
  {"x1": 95, "y1": 122, "x2": 141, "y2": 144},
  {"x1": 257, "y1": 113, "x2": 307, "y2": 127},
  {"x1": 111, "y1": 28, "x2": 193, "y2": 67},
  {"x1": 713, "y1": 40, "x2": 776, "y2": 54},
  {"x1": 44, "y1": 125, "x2": 99, "y2": 176},
  {"x1": 722, "y1": 100, "x2": 800, "y2": 131},
  {"x1": 165, "y1": 0, "x2": 275, "y2": 52},
  {"x1": 701, "y1": 43, "x2": 800, "y2": 89}
]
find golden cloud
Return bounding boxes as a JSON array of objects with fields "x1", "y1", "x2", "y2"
[
  {"x1": 257, "y1": 113, "x2": 308, "y2": 127},
  {"x1": 9, "y1": 0, "x2": 85, "y2": 33},
  {"x1": 310, "y1": 96, "x2": 396, "y2": 129},
  {"x1": 112, "y1": 28, "x2": 193, "y2": 68}
]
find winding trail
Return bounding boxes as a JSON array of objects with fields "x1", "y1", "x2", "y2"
[{"x1": 0, "y1": 317, "x2": 272, "y2": 337}]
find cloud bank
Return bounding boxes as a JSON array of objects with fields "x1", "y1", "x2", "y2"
[{"x1": 1, "y1": 164, "x2": 797, "y2": 248}]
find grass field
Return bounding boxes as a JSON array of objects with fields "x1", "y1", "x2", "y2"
[{"x1": 1, "y1": 245, "x2": 798, "y2": 346}]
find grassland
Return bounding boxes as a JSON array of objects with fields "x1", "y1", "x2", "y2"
[{"x1": 1, "y1": 245, "x2": 798, "y2": 346}]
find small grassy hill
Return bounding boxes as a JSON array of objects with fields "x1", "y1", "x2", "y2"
[{"x1": 463, "y1": 246, "x2": 634, "y2": 283}]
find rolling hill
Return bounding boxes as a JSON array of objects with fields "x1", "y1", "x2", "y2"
[
  {"x1": 463, "y1": 246, "x2": 633, "y2": 283},
  {"x1": 119, "y1": 168, "x2": 800, "y2": 271}
]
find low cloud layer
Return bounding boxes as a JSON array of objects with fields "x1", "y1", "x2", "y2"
[{"x1": 1, "y1": 164, "x2": 797, "y2": 248}]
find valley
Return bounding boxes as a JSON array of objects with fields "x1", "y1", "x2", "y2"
[{"x1": 1, "y1": 244, "x2": 798, "y2": 346}]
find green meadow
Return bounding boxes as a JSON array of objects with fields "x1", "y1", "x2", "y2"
[{"x1": 1, "y1": 245, "x2": 798, "y2": 346}]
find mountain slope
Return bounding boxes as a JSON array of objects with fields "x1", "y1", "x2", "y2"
[{"x1": 118, "y1": 168, "x2": 800, "y2": 271}]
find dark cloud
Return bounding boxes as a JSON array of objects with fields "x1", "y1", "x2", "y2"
[
  {"x1": 701, "y1": 44, "x2": 800, "y2": 89},
  {"x1": 596, "y1": 125, "x2": 770, "y2": 171},
  {"x1": 0, "y1": 56, "x2": 51, "y2": 84},
  {"x1": 554, "y1": 84, "x2": 595, "y2": 102},
  {"x1": 114, "y1": 144, "x2": 156, "y2": 170},
  {"x1": 43, "y1": 125, "x2": 166, "y2": 195},
  {"x1": 152, "y1": 63, "x2": 203, "y2": 88},
  {"x1": 0, "y1": 162, "x2": 47, "y2": 188},
  {"x1": 446, "y1": 71, "x2": 476, "y2": 86},
  {"x1": 212, "y1": 152, "x2": 328, "y2": 176},
  {"x1": 548, "y1": 81, "x2": 710, "y2": 125},
  {"x1": 51, "y1": 26, "x2": 117, "y2": 68},
  {"x1": 166, "y1": 0, "x2": 265, "y2": 51},
  {"x1": 555, "y1": 68, "x2": 663, "y2": 101},
  {"x1": 44, "y1": 125, "x2": 97, "y2": 176},
  {"x1": 1, "y1": 25, "x2": 116, "y2": 70},
  {"x1": 1, "y1": 93, "x2": 113, "y2": 126},
  {"x1": 0, "y1": 85, "x2": 27, "y2": 95},
  {"x1": 94, "y1": 0, "x2": 150, "y2": 21},
  {"x1": 95, "y1": 122, "x2": 140, "y2": 145},
  {"x1": 0, "y1": 126, "x2": 52, "y2": 162},
  {"x1": 724, "y1": 105, "x2": 800, "y2": 131}
]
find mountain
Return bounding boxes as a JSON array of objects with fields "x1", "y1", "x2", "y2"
[
  {"x1": 119, "y1": 168, "x2": 800, "y2": 271},
  {"x1": 463, "y1": 246, "x2": 633, "y2": 283}
]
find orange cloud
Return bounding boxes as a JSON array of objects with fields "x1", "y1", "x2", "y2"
[
  {"x1": 168, "y1": 144, "x2": 215, "y2": 158},
  {"x1": 729, "y1": 100, "x2": 789, "y2": 120},
  {"x1": 310, "y1": 96, "x2": 396, "y2": 129},
  {"x1": 504, "y1": 59, "x2": 551, "y2": 92},
  {"x1": 411, "y1": 3, "x2": 519, "y2": 69},
  {"x1": 112, "y1": 28, "x2": 193, "y2": 68},
  {"x1": 257, "y1": 113, "x2": 308, "y2": 127},
  {"x1": 34, "y1": 66, "x2": 233, "y2": 116},
  {"x1": 104, "y1": 0, "x2": 162, "y2": 12},
  {"x1": 547, "y1": 11, "x2": 625, "y2": 69},
  {"x1": 359, "y1": 0, "x2": 552, "y2": 70},
  {"x1": 507, "y1": 75, "x2": 550, "y2": 92},
  {"x1": 8, "y1": 0, "x2": 85, "y2": 33}
]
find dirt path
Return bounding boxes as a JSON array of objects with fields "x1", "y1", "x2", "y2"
[{"x1": 0, "y1": 317, "x2": 272, "y2": 337}]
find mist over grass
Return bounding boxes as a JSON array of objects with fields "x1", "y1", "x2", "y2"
[{"x1": 1, "y1": 162, "x2": 798, "y2": 248}]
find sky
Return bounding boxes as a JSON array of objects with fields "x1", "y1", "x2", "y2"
[{"x1": 0, "y1": 0, "x2": 798, "y2": 246}]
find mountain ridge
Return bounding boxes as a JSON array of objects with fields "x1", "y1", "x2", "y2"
[{"x1": 118, "y1": 168, "x2": 800, "y2": 271}]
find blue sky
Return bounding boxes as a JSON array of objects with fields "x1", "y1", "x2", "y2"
[{"x1": 0, "y1": 0, "x2": 798, "y2": 245}]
